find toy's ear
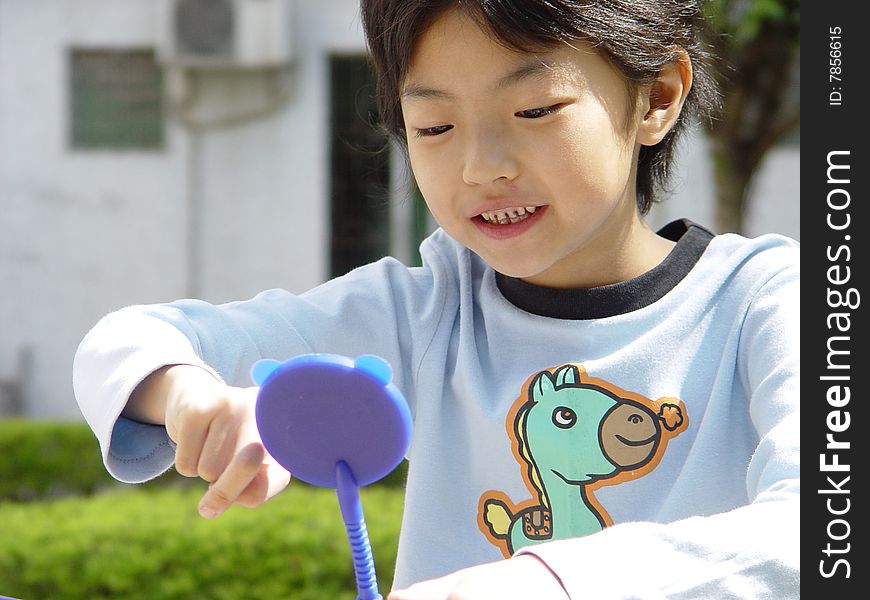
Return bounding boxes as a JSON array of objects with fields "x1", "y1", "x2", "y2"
[
  {"x1": 354, "y1": 354, "x2": 393, "y2": 385},
  {"x1": 251, "y1": 359, "x2": 282, "y2": 386}
]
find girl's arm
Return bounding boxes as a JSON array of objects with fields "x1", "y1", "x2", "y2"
[{"x1": 73, "y1": 252, "x2": 447, "y2": 516}]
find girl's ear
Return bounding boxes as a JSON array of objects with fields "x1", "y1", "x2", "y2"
[{"x1": 637, "y1": 49, "x2": 693, "y2": 146}]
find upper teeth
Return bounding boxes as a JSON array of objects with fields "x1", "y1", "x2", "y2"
[{"x1": 481, "y1": 206, "x2": 537, "y2": 224}]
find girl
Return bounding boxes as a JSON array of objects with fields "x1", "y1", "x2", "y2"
[{"x1": 74, "y1": 1, "x2": 800, "y2": 598}]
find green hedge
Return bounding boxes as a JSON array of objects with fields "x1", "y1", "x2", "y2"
[
  {"x1": 0, "y1": 419, "x2": 408, "y2": 500},
  {"x1": 0, "y1": 484, "x2": 404, "y2": 599},
  {"x1": 0, "y1": 419, "x2": 123, "y2": 499}
]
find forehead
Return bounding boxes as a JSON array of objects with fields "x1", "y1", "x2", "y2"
[{"x1": 402, "y1": 7, "x2": 593, "y2": 99}]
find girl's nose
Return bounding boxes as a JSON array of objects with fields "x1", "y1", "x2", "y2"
[{"x1": 461, "y1": 127, "x2": 520, "y2": 186}]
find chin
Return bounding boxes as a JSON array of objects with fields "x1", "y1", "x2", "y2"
[
  {"x1": 487, "y1": 260, "x2": 548, "y2": 281},
  {"x1": 459, "y1": 235, "x2": 553, "y2": 281}
]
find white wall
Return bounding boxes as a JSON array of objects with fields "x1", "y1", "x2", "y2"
[
  {"x1": 1, "y1": 0, "x2": 190, "y2": 418},
  {"x1": 0, "y1": 0, "x2": 368, "y2": 418}
]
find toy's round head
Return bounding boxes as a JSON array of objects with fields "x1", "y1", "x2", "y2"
[{"x1": 252, "y1": 354, "x2": 412, "y2": 488}]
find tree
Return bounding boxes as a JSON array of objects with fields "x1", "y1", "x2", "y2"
[{"x1": 704, "y1": 0, "x2": 800, "y2": 233}]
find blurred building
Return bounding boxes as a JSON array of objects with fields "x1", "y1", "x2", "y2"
[{"x1": 0, "y1": 0, "x2": 798, "y2": 419}]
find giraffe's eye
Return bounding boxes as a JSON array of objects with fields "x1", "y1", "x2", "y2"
[{"x1": 552, "y1": 407, "x2": 577, "y2": 429}]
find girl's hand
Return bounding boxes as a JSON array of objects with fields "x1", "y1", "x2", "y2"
[
  {"x1": 388, "y1": 555, "x2": 569, "y2": 600},
  {"x1": 126, "y1": 365, "x2": 292, "y2": 519}
]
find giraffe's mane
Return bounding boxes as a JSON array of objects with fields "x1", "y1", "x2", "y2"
[{"x1": 515, "y1": 401, "x2": 549, "y2": 509}]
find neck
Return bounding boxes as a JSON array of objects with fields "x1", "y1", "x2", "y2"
[
  {"x1": 540, "y1": 469, "x2": 605, "y2": 536},
  {"x1": 522, "y1": 210, "x2": 675, "y2": 289}
]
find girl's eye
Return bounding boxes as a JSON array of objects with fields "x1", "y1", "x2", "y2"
[
  {"x1": 516, "y1": 104, "x2": 562, "y2": 119},
  {"x1": 414, "y1": 124, "x2": 454, "y2": 138}
]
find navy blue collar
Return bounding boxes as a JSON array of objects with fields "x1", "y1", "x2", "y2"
[{"x1": 495, "y1": 219, "x2": 714, "y2": 320}]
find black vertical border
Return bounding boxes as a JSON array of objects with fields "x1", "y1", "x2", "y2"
[{"x1": 803, "y1": 1, "x2": 867, "y2": 595}]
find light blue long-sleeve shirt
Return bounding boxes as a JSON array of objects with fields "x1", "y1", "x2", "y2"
[{"x1": 73, "y1": 221, "x2": 800, "y2": 597}]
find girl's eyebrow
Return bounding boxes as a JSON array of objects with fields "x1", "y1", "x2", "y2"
[{"x1": 401, "y1": 58, "x2": 560, "y2": 101}]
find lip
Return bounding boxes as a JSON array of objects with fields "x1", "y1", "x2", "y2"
[{"x1": 471, "y1": 205, "x2": 547, "y2": 240}]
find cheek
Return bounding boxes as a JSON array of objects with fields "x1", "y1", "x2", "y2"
[
  {"x1": 408, "y1": 148, "x2": 454, "y2": 219},
  {"x1": 537, "y1": 131, "x2": 613, "y2": 199},
  {"x1": 539, "y1": 114, "x2": 635, "y2": 200}
]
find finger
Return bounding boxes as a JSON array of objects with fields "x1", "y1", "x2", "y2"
[
  {"x1": 172, "y1": 409, "x2": 210, "y2": 478},
  {"x1": 198, "y1": 395, "x2": 261, "y2": 484},
  {"x1": 198, "y1": 441, "x2": 266, "y2": 519},
  {"x1": 235, "y1": 458, "x2": 292, "y2": 508},
  {"x1": 196, "y1": 413, "x2": 238, "y2": 483}
]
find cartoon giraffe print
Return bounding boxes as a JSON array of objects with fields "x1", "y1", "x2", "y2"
[{"x1": 478, "y1": 364, "x2": 687, "y2": 557}]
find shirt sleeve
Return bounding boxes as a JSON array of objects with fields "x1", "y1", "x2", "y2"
[
  {"x1": 72, "y1": 255, "x2": 446, "y2": 484},
  {"x1": 516, "y1": 250, "x2": 800, "y2": 599}
]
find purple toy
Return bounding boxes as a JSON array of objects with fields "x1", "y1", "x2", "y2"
[{"x1": 252, "y1": 354, "x2": 412, "y2": 600}]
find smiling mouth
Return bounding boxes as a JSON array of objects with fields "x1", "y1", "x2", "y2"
[
  {"x1": 478, "y1": 206, "x2": 538, "y2": 225},
  {"x1": 615, "y1": 434, "x2": 656, "y2": 447}
]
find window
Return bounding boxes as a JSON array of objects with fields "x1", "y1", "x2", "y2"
[
  {"x1": 329, "y1": 55, "x2": 391, "y2": 277},
  {"x1": 70, "y1": 49, "x2": 164, "y2": 149}
]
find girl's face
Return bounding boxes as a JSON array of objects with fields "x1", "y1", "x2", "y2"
[{"x1": 401, "y1": 9, "x2": 654, "y2": 288}]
